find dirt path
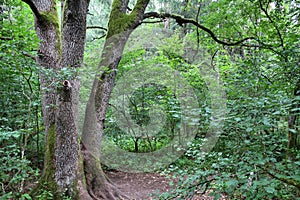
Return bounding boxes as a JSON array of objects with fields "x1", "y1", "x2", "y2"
[
  {"x1": 106, "y1": 171, "x2": 225, "y2": 200},
  {"x1": 106, "y1": 171, "x2": 172, "y2": 199}
]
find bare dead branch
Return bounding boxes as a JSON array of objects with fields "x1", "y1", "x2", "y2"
[
  {"x1": 263, "y1": 168, "x2": 300, "y2": 190},
  {"x1": 211, "y1": 50, "x2": 218, "y2": 71},
  {"x1": 194, "y1": 1, "x2": 202, "y2": 61},
  {"x1": 143, "y1": 12, "x2": 256, "y2": 46},
  {"x1": 91, "y1": 34, "x2": 106, "y2": 41}
]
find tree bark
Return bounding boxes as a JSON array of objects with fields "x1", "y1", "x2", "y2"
[
  {"x1": 26, "y1": 1, "x2": 63, "y2": 197},
  {"x1": 23, "y1": 0, "x2": 90, "y2": 198},
  {"x1": 56, "y1": 0, "x2": 89, "y2": 196},
  {"x1": 80, "y1": 0, "x2": 149, "y2": 199},
  {"x1": 24, "y1": 0, "x2": 150, "y2": 199}
]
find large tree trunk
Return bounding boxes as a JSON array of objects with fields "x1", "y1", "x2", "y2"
[
  {"x1": 57, "y1": 0, "x2": 89, "y2": 197},
  {"x1": 25, "y1": 0, "x2": 64, "y2": 197},
  {"x1": 81, "y1": 0, "x2": 149, "y2": 199},
  {"x1": 81, "y1": 32, "x2": 131, "y2": 200},
  {"x1": 23, "y1": 0, "x2": 90, "y2": 198},
  {"x1": 23, "y1": 0, "x2": 149, "y2": 199}
]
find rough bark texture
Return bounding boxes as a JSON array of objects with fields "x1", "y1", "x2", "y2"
[
  {"x1": 54, "y1": 0, "x2": 89, "y2": 196},
  {"x1": 33, "y1": 0, "x2": 60, "y2": 135},
  {"x1": 81, "y1": 0, "x2": 149, "y2": 199},
  {"x1": 55, "y1": 80, "x2": 79, "y2": 197},
  {"x1": 24, "y1": 0, "x2": 90, "y2": 198},
  {"x1": 24, "y1": 0, "x2": 150, "y2": 199},
  {"x1": 27, "y1": 1, "x2": 62, "y2": 197}
]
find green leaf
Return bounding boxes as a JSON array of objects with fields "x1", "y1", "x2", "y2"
[
  {"x1": 21, "y1": 194, "x2": 32, "y2": 200},
  {"x1": 265, "y1": 186, "x2": 276, "y2": 194},
  {"x1": 225, "y1": 180, "x2": 238, "y2": 187},
  {"x1": 289, "y1": 129, "x2": 297, "y2": 133}
]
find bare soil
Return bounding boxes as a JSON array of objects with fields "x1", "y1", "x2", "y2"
[
  {"x1": 106, "y1": 170, "x2": 226, "y2": 200},
  {"x1": 106, "y1": 171, "x2": 171, "y2": 199}
]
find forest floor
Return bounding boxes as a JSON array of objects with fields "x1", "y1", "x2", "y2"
[{"x1": 106, "y1": 170, "x2": 226, "y2": 199}]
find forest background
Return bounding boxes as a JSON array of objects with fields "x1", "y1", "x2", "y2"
[{"x1": 0, "y1": 0, "x2": 299, "y2": 199}]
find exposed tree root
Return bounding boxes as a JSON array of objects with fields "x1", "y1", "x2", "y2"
[
  {"x1": 81, "y1": 144, "x2": 129, "y2": 200},
  {"x1": 78, "y1": 179, "x2": 94, "y2": 200}
]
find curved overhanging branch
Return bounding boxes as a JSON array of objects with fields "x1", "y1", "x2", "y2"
[
  {"x1": 143, "y1": 12, "x2": 256, "y2": 46},
  {"x1": 21, "y1": 0, "x2": 41, "y2": 19},
  {"x1": 142, "y1": 20, "x2": 164, "y2": 24}
]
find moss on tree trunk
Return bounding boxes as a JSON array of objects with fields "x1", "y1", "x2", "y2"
[{"x1": 25, "y1": 0, "x2": 150, "y2": 199}]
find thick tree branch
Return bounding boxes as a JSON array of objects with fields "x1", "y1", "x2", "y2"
[
  {"x1": 143, "y1": 12, "x2": 256, "y2": 46},
  {"x1": 132, "y1": 0, "x2": 150, "y2": 16},
  {"x1": 111, "y1": 0, "x2": 129, "y2": 13},
  {"x1": 142, "y1": 20, "x2": 164, "y2": 24},
  {"x1": 21, "y1": 0, "x2": 41, "y2": 19}
]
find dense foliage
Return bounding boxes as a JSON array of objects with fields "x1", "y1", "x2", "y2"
[
  {"x1": 1, "y1": 0, "x2": 299, "y2": 199},
  {"x1": 0, "y1": 1, "x2": 42, "y2": 199}
]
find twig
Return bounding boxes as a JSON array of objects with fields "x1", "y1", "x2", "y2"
[
  {"x1": 259, "y1": 0, "x2": 284, "y2": 49},
  {"x1": 22, "y1": 51, "x2": 36, "y2": 60},
  {"x1": 87, "y1": 26, "x2": 108, "y2": 31},
  {"x1": 91, "y1": 34, "x2": 107, "y2": 41}
]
